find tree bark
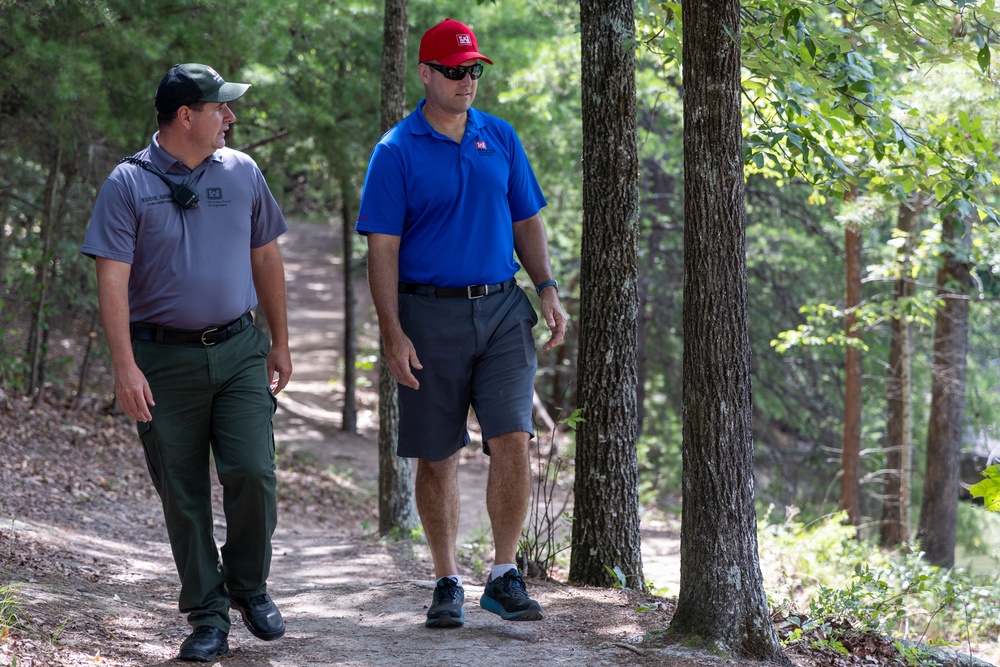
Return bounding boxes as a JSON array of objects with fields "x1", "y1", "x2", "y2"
[
  {"x1": 668, "y1": 0, "x2": 788, "y2": 661},
  {"x1": 880, "y1": 198, "x2": 921, "y2": 546},
  {"x1": 340, "y1": 175, "x2": 357, "y2": 434},
  {"x1": 568, "y1": 0, "x2": 643, "y2": 588},
  {"x1": 917, "y1": 213, "x2": 971, "y2": 567},
  {"x1": 841, "y1": 221, "x2": 862, "y2": 527},
  {"x1": 376, "y1": 0, "x2": 417, "y2": 536}
]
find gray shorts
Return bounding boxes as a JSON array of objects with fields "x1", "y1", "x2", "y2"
[{"x1": 396, "y1": 285, "x2": 538, "y2": 461}]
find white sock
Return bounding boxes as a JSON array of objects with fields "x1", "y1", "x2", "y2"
[
  {"x1": 490, "y1": 564, "x2": 517, "y2": 581},
  {"x1": 439, "y1": 574, "x2": 463, "y2": 588}
]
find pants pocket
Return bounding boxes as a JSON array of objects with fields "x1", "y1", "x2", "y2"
[{"x1": 136, "y1": 420, "x2": 164, "y2": 494}]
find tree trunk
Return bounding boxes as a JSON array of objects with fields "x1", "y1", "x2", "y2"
[
  {"x1": 75, "y1": 308, "x2": 101, "y2": 408},
  {"x1": 917, "y1": 213, "x2": 971, "y2": 567},
  {"x1": 881, "y1": 199, "x2": 921, "y2": 546},
  {"x1": 668, "y1": 1, "x2": 788, "y2": 661},
  {"x1": 568, "y1": 0, "x2": 643, "y2": 588},
  {"x1": 340, "y1": 175, "x2": 357, "y2": 434},
  {"x1": 27, "y1": 146, "x2": 61, "y2": 401},
  {"x1": 841, "y1": 221, "x2": 862, "y2": 527},
  {"x1": 376, "y1": 0, "x2": 417, "y2": 536}
]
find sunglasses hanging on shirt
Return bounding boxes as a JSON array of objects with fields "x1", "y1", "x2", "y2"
[
  {"x1": 118, "y1": 156, "x2": 200, "y2": 209},
  {"x1": 422, "y1": 62, "x2": 484, "y2": 81}
]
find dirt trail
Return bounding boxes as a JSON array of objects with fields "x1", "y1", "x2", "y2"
[{"x1": 2, "y1": 219, "x2": 706, "y2": 667}]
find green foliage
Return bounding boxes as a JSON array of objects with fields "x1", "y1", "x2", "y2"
[
  {"x1": 562, "y1": 407, "x2": 585, "y2": 430},
  {"x1": 1, "y1": 526, "x2": 26, "y2": 641},
  {"x1": 969, "y1": 465, "x2": 1000, "y2": 513},
  {"x1": 603, "y1": 565, "x2": 627, "y2": 589},
  {"x1": 0, "y1": 582, "x2": 23, "y2": 641},
  {"x1": 761, "y1": 510, "x2": 1000, "y2": 646}
]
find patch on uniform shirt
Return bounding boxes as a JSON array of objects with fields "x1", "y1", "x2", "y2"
[
  {"x1": 207, "y1": 187, "x2": 223, "y2": 199},
  {"x1": 476, "y1": 140, "x2": 494, "y2": 156}
]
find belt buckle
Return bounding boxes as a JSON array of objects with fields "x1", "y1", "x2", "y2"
[
  {"x1": 200, "y1": 327, "x2": 219, "y2": 346},
  {"x1": 467, "y1": 284, "x2": 487, "y2": 299}
]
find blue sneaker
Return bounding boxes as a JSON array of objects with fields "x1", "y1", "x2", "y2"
[
  {"x1": 479, "y1": 570, "x2": 543, "y2": 621},
  {"x1": 425, "y1": 577, "x2": 465, "y2": 628}
]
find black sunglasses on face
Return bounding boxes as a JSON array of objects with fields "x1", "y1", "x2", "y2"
[{"x1": 423, "y1": 62, "x2": 484, "y2": 81}]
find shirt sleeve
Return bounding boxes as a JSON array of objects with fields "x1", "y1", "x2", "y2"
[
  {"x1": 356, "y1": 142, "x2": 407, "y2": 237},
  {"x1": 81, "y1": 174, "x2": 139, "y2": 263}
]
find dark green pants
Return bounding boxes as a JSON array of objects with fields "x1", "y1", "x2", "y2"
[{"x1": 133, "y1": 325, "x2": 278, "y2": 630}]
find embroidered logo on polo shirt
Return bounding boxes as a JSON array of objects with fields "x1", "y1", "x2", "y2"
[
  {"x1": 207, "y1": 187, "x2": 223, "y2": 199},
  {"x1": 475, "y1": 140, "x2": 495, "y2": 156}
]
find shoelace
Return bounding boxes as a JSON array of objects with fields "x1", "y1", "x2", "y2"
[
  {"x1": 497, "y1": 571, "x2": 530, "y2": 599},
  {"x1": 245, "y1": 593, "x2": 270, "y2": 607},
  {"x1": 435, "y1": 578, "x2": 462, "y2": 604}
]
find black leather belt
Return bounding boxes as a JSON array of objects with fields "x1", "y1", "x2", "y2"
[
  {"x1": 398, "y1": 277, "x2": 517, "y2": 299},
  {"x1": 130, "y1": 312, "x2": 253, "y2": 346}
]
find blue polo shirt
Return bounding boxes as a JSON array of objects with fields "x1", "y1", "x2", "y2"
[
  {"x1": 82, "y1": 133, "x2": 287, "y2": 329},
  {"x1": 356, "y1": 100, "x2": 546, "y2": 288}
]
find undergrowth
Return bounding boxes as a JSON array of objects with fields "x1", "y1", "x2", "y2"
[
  {"x1": 0, "y1": 526, "x2": 25, "y2": 642},
  {"x1": 759, "y1": 507, "x2": 1000, "y2": 658}
]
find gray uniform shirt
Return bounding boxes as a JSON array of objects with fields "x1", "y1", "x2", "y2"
[{"x1": 82, "y1": 133, "x2": 287, "y2": 330}]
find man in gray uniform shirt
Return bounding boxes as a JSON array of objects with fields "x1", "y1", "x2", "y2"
[{"x1": 82, "y1": 63, "x2": 291, "y2": 662}]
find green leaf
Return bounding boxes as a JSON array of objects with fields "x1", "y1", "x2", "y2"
[
  {"x1": 803, "y1": 37, "x2": 817, "y2": 62},
  {"x1": 968, "y1": 465, "x2": 1000, "y2": 512},
  {"x1": 978, "y1": 44, "x2": 991, "y2": 72},
  {"x1": 604, "y1": 565, "x2": 628, "y2": 589},
  {"x1": 957, "y1": 109, "x2": 971, "y2": 133},
  {"x1": 783, "y1": 8, "x2": 801, "y2": 38},
  {"x1": 849, "y1": 80, "x2": 874, "y2": 94}
]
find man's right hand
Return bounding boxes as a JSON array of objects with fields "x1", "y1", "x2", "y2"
[
  {"x1": 383, "y1": 330, "x2": 423, "y2": 390},
  {"x1": 114, "y1": 361, "x2": 155, "y2": 422}
]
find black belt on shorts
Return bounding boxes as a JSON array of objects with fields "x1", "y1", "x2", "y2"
[
  {"x1": 130, "y1": 312, "x2": 253, "y2": 346},
  {"x1": 398, "y1": 277, "x2": 517, "y2": 299}
]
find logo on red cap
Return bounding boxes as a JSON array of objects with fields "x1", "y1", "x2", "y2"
[{"x1": 457, "y1": 34, "x2": 472, "y2": 46}]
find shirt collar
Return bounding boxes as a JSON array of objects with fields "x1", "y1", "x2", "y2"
[
  {"x1": 150, "y1": 132, "x2": 224, "y2": 173},
  {"x1": 411, "y1": 99, "x2": 483, "y2": 137}
]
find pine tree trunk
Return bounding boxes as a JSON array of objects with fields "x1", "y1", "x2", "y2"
[
  {"x1": 668, "y1": 0, "x2": 788, "y2": 661},
  {"x1": 917, "y1": 214, "x2": 970, "y2": 567},
  {"x1": 376, "y1": 0, "x2": 417, "y2": 535},
  {"x1": 568, "y1": 0, "x2": 643, "y2": 588}
]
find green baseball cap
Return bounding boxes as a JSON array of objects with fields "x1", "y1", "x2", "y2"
[{"x1": 154, "y1": 63, "x2": 251, "y2": 114}]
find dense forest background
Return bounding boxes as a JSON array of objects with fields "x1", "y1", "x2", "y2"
[{"x1": 4, "y1": 0, "x2": 1000, "y2": 610}]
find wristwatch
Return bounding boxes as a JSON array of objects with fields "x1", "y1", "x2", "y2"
[{"x1": 535, "y1": 279, "x2": 558, "y2": 295}]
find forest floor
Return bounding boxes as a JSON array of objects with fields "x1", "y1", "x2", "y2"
[{"x1": 1, "y1": 221, "x2": 994, "y2": 667}]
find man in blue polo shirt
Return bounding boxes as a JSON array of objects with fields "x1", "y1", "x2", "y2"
[
  {"x1": 82, "y1": 63, "x2": 290, "y2": 661},
  {"x1": 357, "y1": 19, "x2": 566, "y2": 628}
]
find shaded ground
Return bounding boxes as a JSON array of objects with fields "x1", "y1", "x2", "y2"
[{"x1": 1, "y1": 221, "x2": 992, "y2": 667}]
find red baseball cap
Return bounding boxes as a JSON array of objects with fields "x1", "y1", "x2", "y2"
[{"x1": 419, "y1": 18, "x2": 493, "y2": 67}]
